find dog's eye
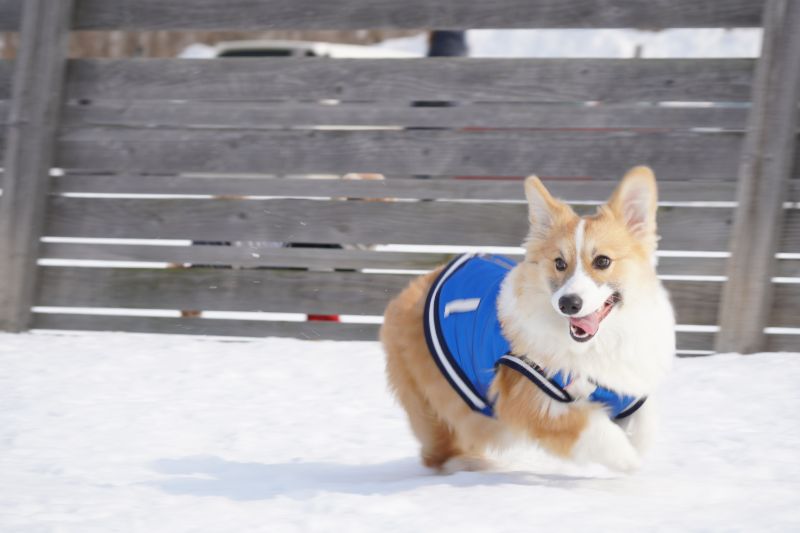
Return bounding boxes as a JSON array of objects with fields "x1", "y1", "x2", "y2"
[
  {"x1": 554, "y1": 258, "x2": 567, "y2": 271},
  {"x1": 593, "y1": 255, "x2": 612, "y2": 270}
]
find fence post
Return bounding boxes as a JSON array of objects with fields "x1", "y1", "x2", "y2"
[
  {"x1": 0, "y1": 0, "x2": 74, "y2": 332},
  {"x1": 716, "y1": 0, "x2": 800, "y2": 354}
]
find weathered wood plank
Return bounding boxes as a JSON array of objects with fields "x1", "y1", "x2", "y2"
[
  {"x1": 43, "y1": 197, "x2": 752, "y2": 251},
  {"x1": 0, "y1": 61, "x2": 15, "y2": 99},
  {"x1": 52, "y1": 175, "x2": 760, "y2": 202},
  {"x1": 0, "y1": 1, "x2": 22, "y2": 32},
  {"x1": 0, "y1": 0, "x2": 766, "y2": 31},
  {"x1": 769, "y1": 284, "x2": 800, "y2": 328},
  {"x1": 0, "y1": 0, "x2": 74, "y2": 332},
  {"x1": 36, "y1": 267, "x2": 412, "y2": 315},
  {"x1": 35, "y1": 242, "x2": 800, "y2": 279},
  {"x1": 64, "y1": 101, "x2": 751, "y2": 130},
  {"x1": 776, "y1": 258, "x2": 800, "y2": 278},
  {"x1": 766, "y1": 334, "x2": 800, "y2": 352},
  {"x1": 64, "y1": 58, "x2": 756, "y2": 103},
  {"x1": 34, "y1": 266, "x2": 725, "y2": 325},
  {"x1": 53, "y1": 174, "x2": 799, "y2": 203},
  {"x1": 32, "y1": 313, "x2": 383, "y2": 342},
  {"x1": 40, "y1": 243, "x2": 752, "y2": 277},
  {"x1": 40, "y1": 243, "x2": 460, "y2": 271},
  {"x1": 717, "y1": 1, "x2": 800, "y2": 353},
  {"x1": 55, "y1": 129, "x2": 745, "y2": 180}
]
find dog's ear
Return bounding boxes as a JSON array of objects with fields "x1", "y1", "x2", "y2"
[
  {"x1": 524, "y1": 176, "x2": 571, "y2": 239},
  {"x1": 608, "y1": 166, "x2": 658, "y2": 249}
]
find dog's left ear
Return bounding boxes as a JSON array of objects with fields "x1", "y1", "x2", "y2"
[{"x1": 608, "y1": 166, "x2": 658, "y2": 248}]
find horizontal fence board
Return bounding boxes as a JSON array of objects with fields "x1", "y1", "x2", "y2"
[
  {"x1": 777, "y1": 259, "x2": 800, "y2": 278},
  {"x1": 63, "y1": 58, "x2": 756, "y2": 103},
  {"x1": 766, "y1": 334, "x2": 800, "y2": 352},
  {"x1": 44, "y1": 197, "x2": 749, "y2": 251},
  {"x1": 0, "y1": 0, "x2": 765, "y2": 31},
  {"x1": 40, "y1": 243, "x2": 754, "y2": 277},
  {"x1": 674, "y1": 332, "x2": 715, "y2": 352},
  {"x1": 52, "y1": 176, "x2": 757, "y2": 202},
  {"x1": 40, "y1": 243, "x2": 459, "y2": 271},
  {"x1": 0, "y1": 1, "x2": 21, "y2": 31},
  {"x1": 36, "y1": 243, "x2": 800, "y2": 278},
  {"x1": 36, "y1": 267, "x2": 411, "y2": 315},
  {"x1": 35, "y1": 266, "x2": 723, "y2": 325},
  {"x1": 55, "y1": 175, "x2": 785, "y2": 203},
  {"x1": 64, "y1": 101, "x2": 751, "y2": 130},
  {"x1": 55, "y1": 129, "x2": 745, "y2": 180},
  {"x1": 32, "y1": 313, "x2": 382, "y2": 341},
  {"x1": 770, "y1": 284, "x2": 800, "y2": 328},
  {"x1": 0, "y1": 61, "x2": 13, "y2": 99}
]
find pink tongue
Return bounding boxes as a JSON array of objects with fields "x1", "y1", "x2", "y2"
[{"x1": 569, "y1": 309, "x2": 603, "y2": 336}]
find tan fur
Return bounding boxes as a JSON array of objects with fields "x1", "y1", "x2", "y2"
[
  {"x1": 382, "y1": 268, "x2": 596, "y2": 469},
  {"x1": 381, "y1": 269, "x2": 505, "y2": 469},
  {"x1": 490, "y1": 366, "x2": 589, "y2": 457}
]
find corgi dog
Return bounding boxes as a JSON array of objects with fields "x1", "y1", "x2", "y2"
[{"x1": 381, "y1": 166, "x2": 675, "y2": 473}]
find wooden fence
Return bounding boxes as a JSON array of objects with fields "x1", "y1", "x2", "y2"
[{"x1": 0, "y1": 0, "x2": 798, "y2": 354}]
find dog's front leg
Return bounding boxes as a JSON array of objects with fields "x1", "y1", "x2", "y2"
[
  {"x1": 492, "y1": 366, "x2": 641, "y2": 472},
  {"x1": 616, "y1": 396, "x2": 658, "y2": 455},
  {"x1": 570, "y1": 409, "x2": 642, "y2": 472}
]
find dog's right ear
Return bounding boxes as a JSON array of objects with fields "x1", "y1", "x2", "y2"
[{"x1": 524, "y1": 176, "x2": 569, "y2": 238}]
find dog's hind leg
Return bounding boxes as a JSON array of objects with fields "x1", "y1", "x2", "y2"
[{"x1": 386, "y1": 353, "x2": 462, "y2": 470}]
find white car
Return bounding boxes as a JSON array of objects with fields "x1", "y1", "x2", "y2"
[{"x1": 180, "y1": 39, "x2": 418, "y2": 59}]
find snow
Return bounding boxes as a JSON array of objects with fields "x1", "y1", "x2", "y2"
[
  {"x1": 379, "y1": 28, "x2": 762, "y2": 58},
  {"x1": 1, "y1": 332, "x2": 799, "y2": 532}
]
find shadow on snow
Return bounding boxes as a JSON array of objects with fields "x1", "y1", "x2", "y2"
[{"x1": 146, "y1": 455, "x2": 595, "y2": 501}]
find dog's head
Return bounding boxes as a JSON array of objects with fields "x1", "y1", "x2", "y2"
[{"x1": 515, "y1": 166, "x2": 660, "y2": 346}]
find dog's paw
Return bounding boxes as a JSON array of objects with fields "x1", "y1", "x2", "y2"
[
  {"x1": 572, "y1": 412, "x2": 643, "y2": 474},
  {"x1": 601, "y1": 447, "x2": 642, "y2": 474},
  {"x1": 439, "y1": 455, "x2": 491, "y2": 475}
]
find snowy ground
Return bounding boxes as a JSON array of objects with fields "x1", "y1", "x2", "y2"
[{"x1": 1, "y1": 333, "x2": 799, "y2": 532}]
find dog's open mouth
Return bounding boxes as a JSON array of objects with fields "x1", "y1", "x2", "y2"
[{"x1": 568, "y1": 292, "x2": 621, "y2": 343}]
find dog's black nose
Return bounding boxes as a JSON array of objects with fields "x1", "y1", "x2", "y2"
[{"x1": 558, "y1": 294, "x2": 583, "y2": 315}]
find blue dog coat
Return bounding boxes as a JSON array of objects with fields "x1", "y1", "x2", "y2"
[{"x1": 423, "y1": 253, "x2": 644, "y2": 419}]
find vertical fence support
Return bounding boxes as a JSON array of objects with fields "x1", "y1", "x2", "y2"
[
  {"x1": 716, "y1": 0, "x2": 800, "y2": 354},
  {"x1": 0, "y1": 0, "x2": 74, "y2": 332}
]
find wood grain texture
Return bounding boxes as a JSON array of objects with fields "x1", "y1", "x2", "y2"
[
  {"x1": 63, "y1": 58, "x2": 756, "y2": 103},
  {"x1": 36, "y1": 242, "x2": 800, "y2": 278},
  {"x1": 63, "y1": 101, "x2": 751, "y2": 130},
  {"x1": 0, "y1": 62, "x2": 14, "y2": 99},
  {"x1": 0, "y1": 0, "x2": 74, "y2": 332},
  {"x1": 32, "y1": 313, "x2": 382, "y2": 342},
  {"x1": 52, "y1": 175, "x2": 760, "y2": 202},
  {"x1": 0, "y1": 1, "x2": 21, "y2": 31},
  {"x1": 769, "y1": 284, "x2": 800, "y2": 328},
  {"x1": 40, "y1": 243, "x2": 459, "y2": 271},
  {"x1": 42, "y1": 242, "x2": 761, "y2": 277},
  {"x1": 0, "y1": 0, "x2": 766, "y2": 31},
  {"x1": 36, "y1": 267, "x2": 411, "y2": 315},
  {"x1": 34, "y1": 267, "x2": 727, "y2": 325},
  {"x1": 55, "y1": 129, "x2": 745, "y2": 180},
  {"x1": 43, "y1": 197, "x2": 755, "y2": 251},
  {"x1": 717, "y1": 1, "x2": 800, "y2": 353}
]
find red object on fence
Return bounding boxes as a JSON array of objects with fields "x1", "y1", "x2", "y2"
[{"x1": 307, "y1": 314, "x2": 341, "y2": 322}]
